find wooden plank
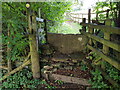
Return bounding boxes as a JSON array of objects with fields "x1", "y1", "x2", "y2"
[
  {"x1": 87, "y1": 45, "x2": 120, "y2": 70},
  {"x1": 82, "y1": 31, "x2": 120, "y2": 52},
  {"x1": 81, "y1": 23, "x2": 120, "y2": 34}
]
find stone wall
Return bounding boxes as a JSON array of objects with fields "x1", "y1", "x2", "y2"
[{"x1": 47, "y1": 33, "x2": 88, "y2": 54}]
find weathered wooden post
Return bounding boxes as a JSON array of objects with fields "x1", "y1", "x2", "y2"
[
  {"x1": 88, "y1": 9, "x2": 94, "y2": 46},
  {"x1": 88, "y1": 8, "x2": 93, "y2": 46},
  {"x1": 44, "y1": 19, "x2": 48, "y2": 43},
  {"x1": 30, "y1": 14, "x2": 40, "y2": 79},
  {"x1": 106, "y1": 9, "x2": 110, "y2": 19},
  {"x1": 88, "y1": 9, "x2": 91, "y2": 23},
  {"x1": 102, "y1": 19, "x2": 112, "y2": 69},
  {"x1": 88, "y1": 28, "x2": 94, "y2": 46},
  {"x1": 27, "y1": 3, "x2": 40, "y2": 79},
  {"x1": 82, "y1": 18, "x2": 86, "y2": 32},
  {"x1": 96, "y1": 13, "x2": 98, "y2": 21},
  {"x1": 7, "y1": 26, "x2": 12, "y2": 72}
]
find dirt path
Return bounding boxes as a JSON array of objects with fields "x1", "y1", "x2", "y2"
[{"x1": 64, "y1": 19, "x2": 81, "y2": 34}]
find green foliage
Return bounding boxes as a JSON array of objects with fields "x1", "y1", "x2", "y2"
[
  {"x1": 80, "y1": 62, "x2": 88, "y2": 71},
  {"x1": 88, "y1": 52, "x2": 120, "y2": 88},
  {"x1": 93, "y1": 1, "x2": 120, "y2": 27},
  {"x1": 2, "y1": 2, "x2": 29, "y2": 62},
  {"x1": 55, "y1": 80, "x2": 64, "y2": 85},
  {"x1": 105, "y1": 62, "x2": 120, "y2": 83},
  {"x1": 89, "y1": 69, "x2": 108, "y2": 88},
  {"x1": 2, "y1": 2, "x2": 72, "y2": 62},
  {"x1": 1, "y1": 69, "x2": 55, "y2": 89},
  {"x1": 49, "y1": 21, "x2": 81, "y2": 34},
  {"x1": 2, "y1": 69, "x2": 37, "y2": 88}
]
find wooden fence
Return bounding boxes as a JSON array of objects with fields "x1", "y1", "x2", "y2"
[
  {"x1": 68, "y1": 9, "x2": 110, "y2": 23},
  {"x1": 81, "y1": 18, "x2": 120, "y2": 70},
  {"x1": 67, "y1": 9, "x2": 95, "y2": 23},
  {"x1": 80, "y1": 18, "x2": 120, "y2": 87}
]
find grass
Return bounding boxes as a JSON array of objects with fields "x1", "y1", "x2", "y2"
[{"x1": 49, "y1": 21, "x2": 82, "y2": 34}]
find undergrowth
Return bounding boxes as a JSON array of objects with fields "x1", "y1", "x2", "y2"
[
  {"x1": 1, "y1": 69, "x2": 56, "y2": 89},
  {"x1": 87, "y1": 52, "x2": 120, "y2": 88}
]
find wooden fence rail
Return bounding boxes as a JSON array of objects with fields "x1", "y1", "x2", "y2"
[
  {"x1": 81, "y1": 23, "x2": 120, "y2": 34},
  {"x1": 81, "y1": 19, "x2": 120, "y2": 71},
  {"x1": 68, "y1": 9, "x2": 110, "y2": 23}
]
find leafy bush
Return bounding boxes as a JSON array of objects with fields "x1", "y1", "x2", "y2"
[{"x1": 1, "y1": 69, "x2": 55, "y2": 89}]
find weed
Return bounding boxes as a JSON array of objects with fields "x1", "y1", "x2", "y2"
[
  {"x1": 55, "y1": 80, "x2": 64, "y2": 85},
  {"x1": 80, "y1": 62, "x2": 88, "y2": 71},
  {"x1": 89, "y1": 69, "x2": 108, "y2": 88},
  {"x1": 1, "y1": 69, "x2": 55, "y2": 89}
]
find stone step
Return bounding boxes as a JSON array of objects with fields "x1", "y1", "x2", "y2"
[{"x1": 42, "y1": 72, "x2": 91, "y2": 86}]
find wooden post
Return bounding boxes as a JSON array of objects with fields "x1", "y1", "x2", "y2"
[
  {"x1": 106, "y1": 9, "x2": 110, "y2": 19},
  {"x1": 27, "y1": 3, "x2": 40, "y2": 79},
  {"x1": 88, "y1": 9, "x2": 91, "y2": 23},
  {"x1": 82, "y1": 18, "x2": 86, "y2": 32},
  {"x1": 38, "y1": 8, "x2": 41, "y2": 47},
  {"x1": 44, "y1": 19, "x2": 48, "y2": 43},
  {"x1": 88, "y1": 9, "x2": 93, "y2": 46},
  {"x1": 30, "y1": 14, "x2": 40, "y2": 79},
  {"x1": 102, "y1": 19, "x2": 112, "y2": 69},
  {"x1": 7, "y1": 26, "x2": 12, "y2": 72},
  {"x1": 88, "y1": 27, "x2": 94, "y2": 46},
  {"x1": 96, "y1": 13, "x2": 98, "y2": 21},
  {"x1": 103, "y1": 19, "x2": 111, "y2": 54}
]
